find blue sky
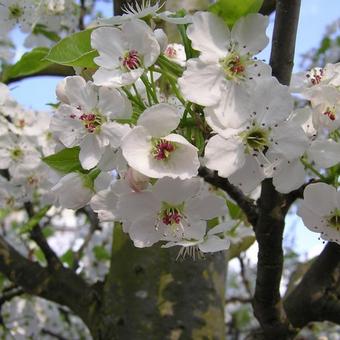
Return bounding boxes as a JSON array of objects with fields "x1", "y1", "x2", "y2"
[
  {"x1": 9, "y1": 0, "x2": 340, "y2": 110},
  {"x1": 6, "y1": 0, "x2": 340, "y2": 255}
]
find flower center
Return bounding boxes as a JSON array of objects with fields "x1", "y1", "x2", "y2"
[
  {"x1": 27, "y1": 175, "x2": 39, "y2": 187},
  {"x1": 165, "y1": 46, "x2": 177, "y2": 58},
  {"x1": 10, "y1": 147, "x2": 23, "y2": 160},
  {"x1": 16, "y1": 119, "x2": 26, "y2": 128},
  {"x1": 241, "y1": 125, "x2": 270, "y2": 153},
  {"x1": 158, "y1": 202, "x2": 185, "y2": 228},
  {"x1": 120, "y1": 50, "x2": 142, "y2": 71},
  {"x1": 151, "y1": 139, "x2": 176, "y2": 160},
  {"x1": 219, "y1": 51, "x2": 249, "y2": 81},
  {"x1": 79, "y1": 112, "x2": 103, "y2": 133},
  {"x1": 306, "y1": 67, "x2": 324, "y2": 86},
  {"x1": 8, "y1": 4, "x2": 23, "y2": 20},
  {"x1": 327, "y1": 209, "x2": 340, "y2": 229},
  {"x1": 323, "y1": 106, "x2": 336, "y2": 121}
]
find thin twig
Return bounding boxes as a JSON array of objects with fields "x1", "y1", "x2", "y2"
[
  {"x1": 24, "y1": 202, "x2": 62, "y2": 270},
  {"x1": 79, "y1": 0, "x2": 86, "y2": 30},
  {"x1": 198, "y1": 166, "x2": 258, "y2": 226}
]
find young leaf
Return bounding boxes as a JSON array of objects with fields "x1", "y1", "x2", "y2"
[
  {"x1": 42, "y1": 147, "x2": 83, "y2": 173},
  {"x1": 2, "y1": 47, "x2": 51, "y2": 82},
  {"x1": 209, "y1": 0, "x2": 264, "y2": 27},
  {"x1": 44, "y1": 29, "x2": 98, "y2": 68},
  {"x1": 33, "y1": 23, "x2": 61, "y2": 42},
  {"x1": 93, "y1": 245, "x2": 111, "y2": 261},
  {"x1": 20, "y1": 205, "x2": 51, "y2": 234}
]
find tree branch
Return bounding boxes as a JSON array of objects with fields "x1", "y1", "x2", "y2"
[
  {"x1": 4, "y1": 64, "x2": 74, "y2": 85},
  {"x1": 284, "y1": 242, "x2": 340, "y2": 327},
  {"x1": 259, "y1": 0, "x2": 277, "y2": 16},
  {"x1": 24, "y1": 202, "x2": 62, "y2": 270},
  {"x1": 252, "y1": 0, "x2": 301, "y2": 338},
  {"x1": 0, "y1": 235, "x2": 97, "y2": 326},
  {"x1": 198, "y1": 166, "x2": 258, "y2": 226},
  {"x1": 72, "y1": 208, "x2": 100, "y2": 271}
]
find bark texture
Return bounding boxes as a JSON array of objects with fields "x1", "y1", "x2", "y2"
[{"x1": 88, "y1": 227, "x2": 226, "y2": 340}]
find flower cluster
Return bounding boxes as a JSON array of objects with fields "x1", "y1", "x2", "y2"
[{"x1": 3, "y1": 3, "x2": 340, "y2": 257}]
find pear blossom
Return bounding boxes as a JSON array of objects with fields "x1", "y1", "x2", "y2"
[
  {"x1": 164, "y1": 43, "x2": 186, "y2": 67},
  {"x1": 50, "y1": 76, "x2": 132, "y2": 170},
  {"x1": 91, "y1": 19, "x2": 160, "y2": 87},
  {"x1": 117, "y1": 177, "x2": 227, "y2": 248},
  {"x1": 121, "y1": 103, "x2": 200, "y2": 179},
  {"x1": 179, "y1": 11, "x2": 271, "y2": 128},
  {"x1": 0, "y1": 176, "x2": 24, "y2": 209},
  {"x1": 11, "y1": 162, "x2": 52, "y2": 200},
  {"x1": 0, "y1": 133, "x2": 41, "y2": 175},
  {"x1": 290, "y1": 63, "x2": 340, "y2": 103},
  {"x1": 298, "y1": 183, "x2": 340, "y2": 244},
  {"x1": 0, "y1": 0, "x2": 36, "y2": 32},
  {"x1": 204, "y1": 77, "x2": 308, "y2": 178},
  {"x1": 312, "y1": 101, "x2": 340, "y2": 132}
]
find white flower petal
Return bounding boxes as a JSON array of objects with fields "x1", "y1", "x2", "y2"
[
  {"x1": 92, "y1": 27, "x2": 124, "y2": 68},
  {"x1": 178, "y1": 58, "x2": 225, "y2": 106},
  {"x1": 272, "y1": 159, "x2": 306, "y2": 194},
  {"x1": 129, "y1": 215, "x2": 160, "y2": 248},
  {"x1": 64, "y1": 76, "x2": 97, "y2": 111},
  {"x1": 228, "y1": 155, "x2": 265, "y2": 193},
  {"x1": 302, "y1": 183, "x2": 337, "y2": 216},
  {"x1": 231, "y1": 13, "x2": 269, "y2": 55},
  {"x1": 205, "y1": 135, "x2": 245, "y2": 178},
  {"x1": 186, "y1": 195, "x2": 227, "y2": 220},
  {"x1": 308, "y1": 139, "x2": 340, "y2": 168},
  {"x1": 93, "y1": 67, "x2": 144, "y2": 87},
  {"x1": 79, "y1": 134, "x2": 103, "y2": 170},
  {"x1": 137, "y1": 103, "x2": 180, "y2": 137},
  {"x1": 199, "y1": 235, "x2": 230, "y2": 253},
  {"x1": 117, "y1": 191, "x2": 160, "y2": 221},
  {"x1": 152, "y1": 177, "x2": 201, "y2": 204},
  {"x1": 187, "y1": 11, "x2": 229, "y2": 62},
  {"x1": 98, "y1": 87, "x2": 132, "y2": 119}
]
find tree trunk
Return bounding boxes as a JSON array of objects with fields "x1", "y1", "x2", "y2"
[{"x1": 88, "y1": 227, "x2": 226, "y2": 340}]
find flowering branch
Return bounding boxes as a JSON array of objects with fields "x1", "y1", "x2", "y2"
[
  {"x1": 252, "y1": 0, "x2": 301, "y2": 338},
  {"x1": 198, "y1": 166, "x2": 259, "y2": 226}
]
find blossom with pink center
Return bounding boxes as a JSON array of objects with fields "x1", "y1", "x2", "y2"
[
  {"x1": 50, "y1": 76, "x2": 132, "y2": 170},
  {"x1": 91, "y1": 19, "x2": 160, "y2": 87},
  {"x1": 178, "y1": 11, "x2": 271, "y2": 129},
  {"x1": 121, "y1": 103, "x2": 199, "y2": 179},
  {"x1": 117, "y1": 177, "x2": 227, "y2": 248}
]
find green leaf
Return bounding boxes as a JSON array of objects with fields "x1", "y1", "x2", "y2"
[
  {"x1": 61, "y1": 250, "x2": 74, "y2": 267},
  {"x1": 317, "y1": 37, "x2": 331, "y2": 55},
  {"x1": 2, "y1": 47, "x2": 52, "y2": 82},
  {"x1": 20, "y1": 205, "x2": 51, "y2": 234},
  {"x1": 93, "y1": 245, "x2": 111, "y2": 261},
  {"x1": 209, "y1": 0, "x2": 264, "y2": 27},
  {"x1": 44, "y1": 29, "x2": 98, "y2": 68},
  {"x1": 226, "y1": 200, "x2": 242, "y2": 220},
  {"x1": 42, "y1": 147, "x2": 83, "y2": 173},
  {"x1": 33, "y1": 23, "x2": 60, "y2": 42}
]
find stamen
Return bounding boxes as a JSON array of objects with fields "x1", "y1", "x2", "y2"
[
  {"x1": 120, "y1": 50, "x2": 142, "y2": 71},
  {"x1": 152, "y1": 139, "x2": 176, "y2": 160}
]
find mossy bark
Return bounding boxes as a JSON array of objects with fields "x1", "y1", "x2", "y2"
[{"x1": 89, "y1": 228, "x2": 226, "y2": 340}]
